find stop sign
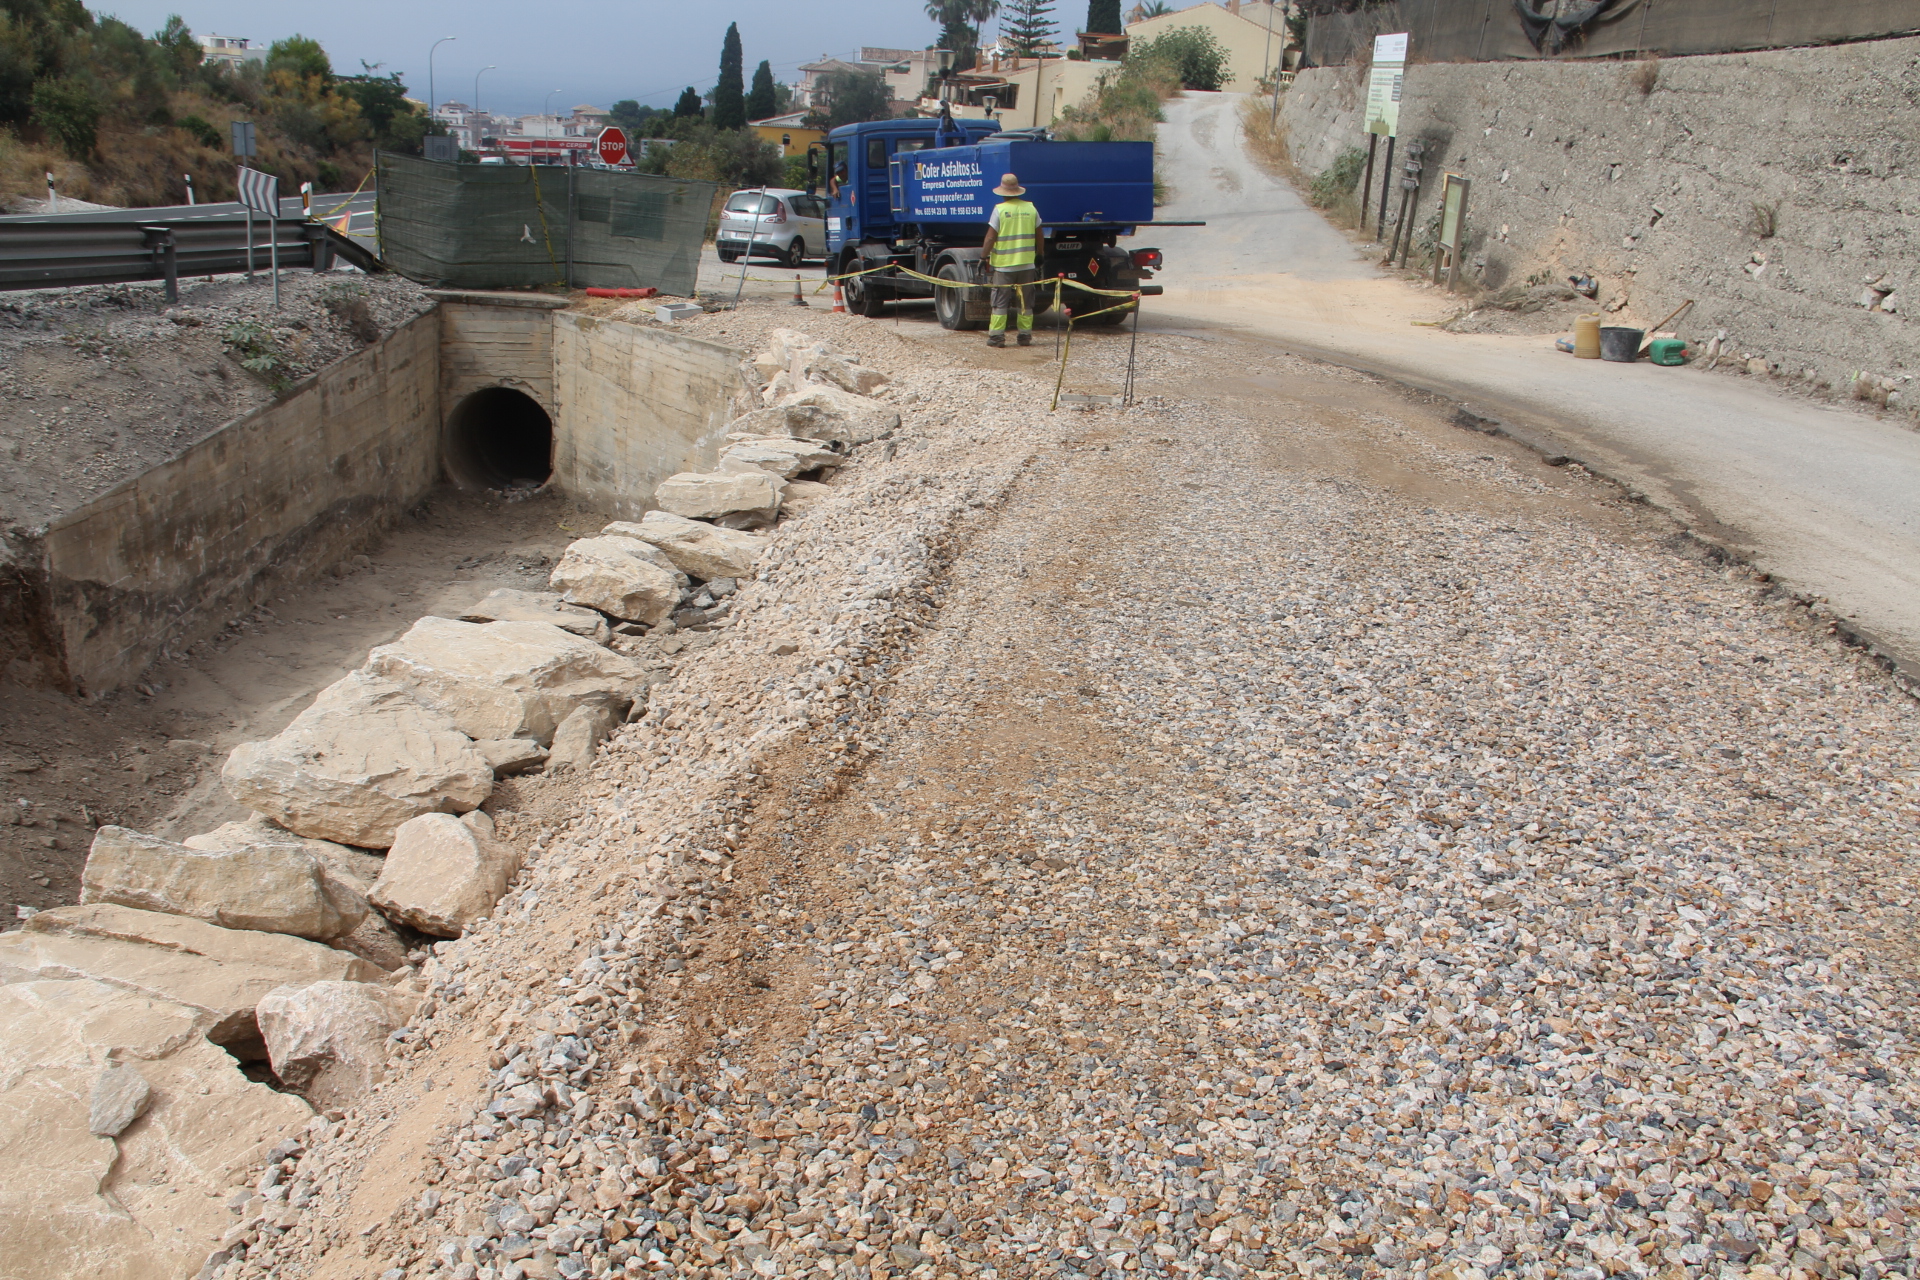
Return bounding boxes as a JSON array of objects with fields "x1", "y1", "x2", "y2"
[{"x1": 596, "y1": 127, "x2": 629, "y2": 167}]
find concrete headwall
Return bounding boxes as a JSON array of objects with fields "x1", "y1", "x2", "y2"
[
  {"x1": 41, "y1": 310, "x2": 442, "y2": 695},
  {"x1": 552, "y1": 314, "x2": 742, "y2": 520},
  {"x1": 439, "y1": 293, "x2": 565, "y2": 422},
  {"x1": 1280, "y1": 38, "x2": 1920, "y2": 396}
]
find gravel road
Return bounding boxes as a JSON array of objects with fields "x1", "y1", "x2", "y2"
[
  {"x1": 225, "y1": 311, "x2": 1919, "y2": 1280},
  {"x1": 1146, "y1": 91, "x2": 1920, "y2": 678}
]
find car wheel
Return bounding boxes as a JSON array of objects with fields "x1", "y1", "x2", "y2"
[
  {"x1": 784, "y1": 238, "x2": 807, "y2": 269},
  {"x1": 718, "y1": 249, "x2": 740, "y2": 263}
]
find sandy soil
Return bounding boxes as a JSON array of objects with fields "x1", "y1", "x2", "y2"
[{"x1": 0, "y1": 486, "x2": 605, "y2": 925}]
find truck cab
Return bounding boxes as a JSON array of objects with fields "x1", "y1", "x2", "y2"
[{"x1": 812, "y1": 113, "x2": 1164, "y2": 328}]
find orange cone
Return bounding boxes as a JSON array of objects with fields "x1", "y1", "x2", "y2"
[{"x1": 832, "y1": 283, "x2": 846, "y2": 313}]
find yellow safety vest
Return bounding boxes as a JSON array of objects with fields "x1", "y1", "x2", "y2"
[{"x1": 989, "y1": 199, "x2": 1039, "y2": 270}]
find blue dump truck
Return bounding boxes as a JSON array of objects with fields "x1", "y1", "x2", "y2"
[{"x1": 812, "y1": 110, "x2": 1185, "y2": 328}]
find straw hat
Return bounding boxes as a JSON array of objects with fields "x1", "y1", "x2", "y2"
[{"x1": 992, "y1": 173, "x2": 1026, "y2": 197}]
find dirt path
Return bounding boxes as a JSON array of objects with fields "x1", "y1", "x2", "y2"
[
  {"x1": 0, "y1": 488, "x2": 595, "y2": 920},
  {"x1": 230, "y1": 313, "x2": 1920, "y2": 1280}
]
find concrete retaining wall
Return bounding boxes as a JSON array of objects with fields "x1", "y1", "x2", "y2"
[
  {"x1": 552, "y1": 314, "x2": 742, "y2": 520},
  {"x1": 1279, "y1": 38, "x2": 1920, "y2": 395},
  {"x1": 438, "y1": 292, "x2": 566, "y2": 426},
  {"x1": 41, "y1": 311, "x2": 442, "y2": 695}
]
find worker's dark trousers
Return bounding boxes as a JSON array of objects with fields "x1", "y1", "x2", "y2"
[{"x1": 989, "y1": 266, "x2": 1038, "y2": 333}]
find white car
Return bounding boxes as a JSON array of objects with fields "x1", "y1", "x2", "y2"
[{"x1": 716, "y1": 188, "x2": 826, "y2": 268}]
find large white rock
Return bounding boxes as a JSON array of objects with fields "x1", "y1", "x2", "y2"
[
  {"x1": 716, "y1": 434, "x2": 842, "y2": 479},
  {"x1": 652, "y1": 470, "x2": 784, "y2": 525},
  {"x1": 602, "y1": 512, "x2": 768, "y2": 581},
  {"x1": 457, "y1": 587, "x2": 612, "y2": 644},
  {"x1": 184, "y1": 818, "x2": 384, "y2": 889},
  {"x1": 364, "y1": 616, "x2": 644, "y2": 745},
  {"x1": 0, "y1": 979, "x2": 311, "y2": 1280},
  {"x1": 256, "y1": 980, "x2": 421, "y2": 1110},
  {"x1": 81, "y1": 825, "x2": 365, "y2": 941},
  {"x1": 776, "y1": 384, "x2": 899, "y2": 445},
  {"x1": 764, "y1": 327, "x2": 833, "y2": 368},
  {"x1": 791, "y1": 344, "x2": 889, "y2": 395},
  {"x1": 0, "y1": 904, "x2": 381, "y2": 1053},
  {"x1": 222, "y1": 671, "x2": 493, "y2": 849},
  {"x1": 369, "y1": 811, "x2": 520, "y2": 938},
  {"x1": 549, "y1": 535, "x2": 688, "y2": 626}
]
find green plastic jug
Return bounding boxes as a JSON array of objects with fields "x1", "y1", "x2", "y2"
[{"x1": 1648, "y1": 338, "x2": 1688, "y2": 366}]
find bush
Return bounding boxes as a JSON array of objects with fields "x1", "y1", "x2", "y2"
[
  {"x1": 1308, "y1": 146, "x2": 1366, "y2": 210},
  {"x1": 31, "y1": 77, "x2": 102, "y2": 158},
  {"x1": 174, "y1": 114, "x2": 221, "y2": 147},
  {"x1": 636, "y1": 121, "x2": 782, "y2": 189},
  {"x1": 1130, "y1": 27, "x2": 1229, "y2": 91}
]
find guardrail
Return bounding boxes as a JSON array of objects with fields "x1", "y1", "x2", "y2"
[{"x1": 0, "y1": 215, "x2": 381, "y2": 296}]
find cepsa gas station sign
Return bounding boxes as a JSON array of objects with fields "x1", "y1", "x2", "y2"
[{"x1": 596, "y1": 127, "x2": 629, "y2": 167}]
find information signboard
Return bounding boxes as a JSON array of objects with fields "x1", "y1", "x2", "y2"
[{"x1": 1364, "y1": 33, "x2": 1408, "y2": 138}]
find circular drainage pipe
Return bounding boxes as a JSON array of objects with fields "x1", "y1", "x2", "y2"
[{"x1": 444, "y1": 386, "x2": 554, "y2": 490}]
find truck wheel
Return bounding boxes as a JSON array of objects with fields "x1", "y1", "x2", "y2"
[
  {"x1": 936, "y1": 263, "x2": 981, "y2": 331},
  {"x1": 1077, "y1": 303, "x2": 1133, "y2": 327},
  {"x1": 844, "y1": 271, "x2": 888, "y2": 318}
]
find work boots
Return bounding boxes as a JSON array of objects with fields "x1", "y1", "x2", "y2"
[
  {"x1": 986, "y1": 333, "x2": 1006, "y2": 348},
  {"x1": 1017, "y1": 332, "x2": 1033, "y2": 347}
]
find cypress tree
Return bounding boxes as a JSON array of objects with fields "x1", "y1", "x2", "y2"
[
  {"x1": 674, "y1": 86, "x2": 703, "y2": 118},
  {"x1": 713, "y1": 22, "x2": 746, "y2": 130},
  {"x1": 1086, "y1": 0, "x2": 1121, "y2": 34},
  {"x1": 747, "y1": 59, "x2": 778, "y2": 120}
]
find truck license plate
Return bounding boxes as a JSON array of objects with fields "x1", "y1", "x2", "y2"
[{"x1": 1054, "y1": 241, "x2": 1083, "y2": 250}]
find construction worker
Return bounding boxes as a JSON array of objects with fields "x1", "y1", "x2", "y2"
[{"x1": 979, "y1": 172, "x2": 1038, "y2": 348}]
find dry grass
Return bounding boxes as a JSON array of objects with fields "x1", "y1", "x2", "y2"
[
  {"x1": 1, "y1": 91, "x2": 373, "y2": 210},
  {"x1": 1237, "y1": 93, "x2": 1297, "y2": 182}
]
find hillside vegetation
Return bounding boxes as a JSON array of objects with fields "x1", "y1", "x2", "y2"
[{"x1": 0, "y1": 1, "x2": 433, "y2": 208}]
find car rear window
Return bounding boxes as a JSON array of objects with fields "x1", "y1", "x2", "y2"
[{"x1": 725, "y1": 193, "x2": 779, "y2": 215}]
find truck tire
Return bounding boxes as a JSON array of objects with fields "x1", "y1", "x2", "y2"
[
  {"x1": 1077, "y1": 300, "x2": 1134, "y2": 327},
  {"x1": 935, "y1": 263, "x2": 983, "y2": 331},
  {"x1": 844, "y1": 270, "x2": 888, "y2": 318}
]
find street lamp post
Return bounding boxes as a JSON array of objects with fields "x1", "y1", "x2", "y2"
[
  {"x1": 474, "y1": 66, "x2": 497, "y2": 150},
  {"x1": 543, "y1": 89, "x2": 563, "y2": 163},
  {"x1": 428, "y1": 36, "x2": 455, "y2": 119}
]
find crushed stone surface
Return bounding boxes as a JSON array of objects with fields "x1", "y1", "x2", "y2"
[
  {"x1": 0, "y1": 268, "x2": 436, "y2": 532},
  {"x1": 202, "y1": 308, "x2": 1920, "y2": 1280}
]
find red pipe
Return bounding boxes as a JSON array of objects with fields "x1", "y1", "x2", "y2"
[{"x1": 583, "y1": 286, "x2": 658, "y2": 298}]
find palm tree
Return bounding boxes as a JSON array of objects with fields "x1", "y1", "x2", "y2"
[
  {"x1": 1139, "y1": 0, "x2": 1174, "y2": 15},
  {"x1": 926, "y1": 0, "x2": 1002, "y2": 69}
]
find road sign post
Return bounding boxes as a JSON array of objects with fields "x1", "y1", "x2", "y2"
[
  {"x1": 237, "y1": 166, "x2": 280, "y2": 305},
  {"x1": 232, "y1": 122, "x2": 259, "y2": 280},
  {"x1": 1364, "y1": 34, "x2": 1408, "y2": 241},
  {"x1": 596, "y1": 127, "x2": 629, "y2": 168}
]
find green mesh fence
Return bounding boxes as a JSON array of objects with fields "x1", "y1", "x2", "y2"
[{"x1": 375, "y1": 153, "x2": 716, "y2": 295}]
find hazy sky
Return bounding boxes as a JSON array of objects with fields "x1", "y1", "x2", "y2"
[{"x1": 92, "y1": 0, "x2": 997, "y2": 116}]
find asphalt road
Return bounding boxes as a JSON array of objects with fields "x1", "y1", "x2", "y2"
[{"x1": 1146, "y1": 91, "x2": 1920, "y2": 674}]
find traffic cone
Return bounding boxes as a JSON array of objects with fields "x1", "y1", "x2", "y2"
[
  {"x1": 792, "y1": 275, "x2": 809, "y2": 308},
  {"x1": 831, "y1": 282, "x2": 846, "y2": 313}
]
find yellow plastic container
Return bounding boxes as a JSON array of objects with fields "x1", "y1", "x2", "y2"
[{"x1": 1573, "y1": 313, "x2": 1603, "y2": 359}]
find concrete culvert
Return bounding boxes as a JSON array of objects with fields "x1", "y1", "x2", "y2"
[{"x1": 444, "y1": 387, "x2": 553, "y2": 490}]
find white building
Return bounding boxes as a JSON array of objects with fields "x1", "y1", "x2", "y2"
[{"x1": 199, "y1": 34, "x2": 266, "y2": 68}]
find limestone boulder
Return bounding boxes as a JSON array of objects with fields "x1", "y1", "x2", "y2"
[
  {"x1": 475, "y1": 737, "x2": 549, "y2": 776},
  {"x1": 364, "y1": 617, "x2": 645, "y2": 746},
  {"x1": 256, "y1": 980, "x2": 422, "y2": 1110},
  {"x1": 547, "y1": 702, "x2": 618, "y2": 776},
  {"x1": 549, "y1": 535, "x2": 688, "y2": 626},
  {"x1": 764, "y1": 327, "x2": 833, "y2": 368},
  {"x1": 778, "y1": 478, "x2": 837, "y2": 511},
  {"x1": 0, "y1": 904, "x2": 381, "y2": 1053},
  {"x1": 652, "y1": 469, "x2": 784, "y2": 526},
  {"x1": 777, "y1": 385, "x2": 899, "y2": 445},
  {"x1": 81, "y1": 825, "x2": 365, "y2": 941},
  {"x1": 0, "y1": 979, "x2": 312, "y2": 1280},
  {"x1": 716, "y1": 434, "x2": 842, "y2": 479},
  {"x1": 369, "y1": 811, "x2": 520, "y2": 938},
  {"x1": 222, "y1": 671, "x2": 493, "y2": 849},
  {"x1": 457, "y1": 588, "x2": 612, "y2": 644},
  {"x1": 602, "y1": 512, "x2": 768, "y2": 581},
  {"x1": 792, "y1": 344, "x2": 889, "y2": 395},
  {"x1": 184, "y1": 818, "x2": 385, "y2": 890}
]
